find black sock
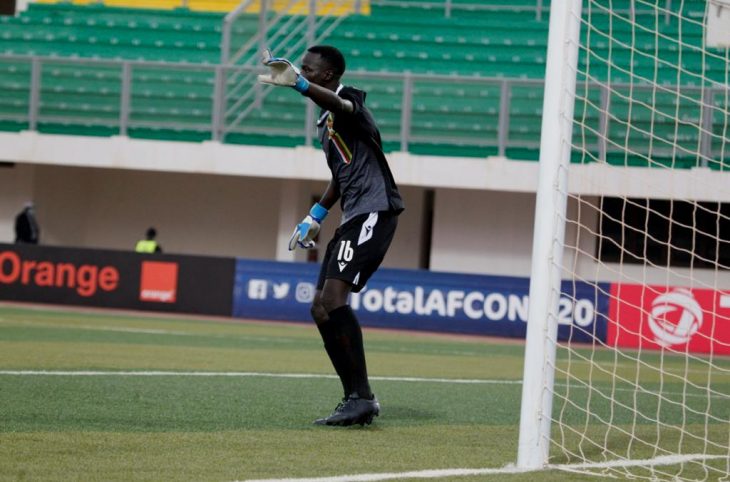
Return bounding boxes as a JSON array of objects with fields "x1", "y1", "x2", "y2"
[
  {"x1": 316, "y1": 320, "x2": 352, "y2": 398},
  {"x1": 327, "y1": 305, "x2": 372, "y2": 400}
]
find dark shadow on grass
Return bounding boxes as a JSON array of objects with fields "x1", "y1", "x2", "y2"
[
  {"x1": 380, "y1": 405, "x2": 438, "y2": 422},
  {"x1": 307, "y1": 406, "x2": 438, "y2": 430}
]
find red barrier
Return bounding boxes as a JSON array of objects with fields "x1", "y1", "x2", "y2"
[{"x1": 608, "y1": 283, "x2": 730, "y2": 355}]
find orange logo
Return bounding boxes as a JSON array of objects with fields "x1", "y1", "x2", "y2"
[
  {"x1": 0, "y1": 250, "x2": 119, "y2": 297},
  {"x1": 139, "y1": 261, "x2": 178, "y2": 303}
]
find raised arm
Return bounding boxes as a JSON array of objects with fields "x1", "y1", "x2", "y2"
[
  {"x1": 257, "y1": 49, "x2": 355, "y2": 114},
  {"x1": 301, "y1": 81, "x2": 353, "y2": 114}
]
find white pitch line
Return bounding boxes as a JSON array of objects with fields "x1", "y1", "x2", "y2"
[
  {"x1": 242, "y1": 466, "x2": 530, "y2": 482},
  {"x1": 1, "y1": 372, "x2": 727, "y2": 401},
  {"x1": 77, "y1": 325, "x2": 191, "y2": 335},
  {"x1": 0, "y1": 370, "x2": 519, "y2": 385},
  {"x1": 240, "y1": 454, "x2": 728, "y2": 482},
  {"x1": 554, "y1": 453, "x2": 728, "y2": 470},
  {"x1": 1, "y1": 371, "x2": 727, "y2": 402}
]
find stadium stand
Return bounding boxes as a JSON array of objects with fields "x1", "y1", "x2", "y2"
[{"x1": 0, "y1": 0, "x2": 726, "y2": 166}]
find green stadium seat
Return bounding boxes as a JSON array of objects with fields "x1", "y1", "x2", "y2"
[{"x1": 0, "y1": 1, "x2": 724, "y2": 166}]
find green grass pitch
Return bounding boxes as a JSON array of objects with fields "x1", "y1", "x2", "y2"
[{"x1": 0, "y1": 303, "x2": 728, "y2": 481}]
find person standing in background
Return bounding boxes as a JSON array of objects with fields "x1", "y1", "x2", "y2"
[
  {"x1": 14, "y1": 202, "x2": 40, "y2": 244},
  {"x1": 135, "y1": 227, "x2": 163, "y2": 253}
]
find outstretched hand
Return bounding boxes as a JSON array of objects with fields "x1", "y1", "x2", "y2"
[{"x1": 257, "y1": 49, "x2": 310, "y2": 93}]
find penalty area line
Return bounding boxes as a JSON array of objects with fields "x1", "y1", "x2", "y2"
[
  {"x1": 0, "y1": 371, "x2": 722, "y2": 399},
  {"x1": 0, "y1": 370, "x2": 520, "y2": 385},
  {"x1": 240, "y1": 453, "x2": 728, "y2": 482}
]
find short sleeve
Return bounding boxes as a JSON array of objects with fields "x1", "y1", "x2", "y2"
[{"x1": 338, "y1": 86, "x2": 366, "y2": 116}]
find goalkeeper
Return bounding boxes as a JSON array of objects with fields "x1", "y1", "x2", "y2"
[{"x1": 259, "y1": 45, "x2": 405, "y2": 427}]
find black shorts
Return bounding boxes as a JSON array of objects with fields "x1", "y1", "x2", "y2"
[{"x1": 316, "y1": 211, "x2": 398, "y2": 293}]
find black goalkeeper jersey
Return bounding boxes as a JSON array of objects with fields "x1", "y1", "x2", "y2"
[{"x1": 317, "y1": 85, "x2": 404, "y2": 223}]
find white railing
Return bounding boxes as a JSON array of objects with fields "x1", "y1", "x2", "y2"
[{"x1": 0, "y1": 54, "x2": 726, "y2": 165}]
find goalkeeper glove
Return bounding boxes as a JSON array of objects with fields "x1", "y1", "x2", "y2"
[
  {"x1": 288, "y1": 203, "x2": 328, "y2": 250},
  {"x1": 257, "y1": 49, "x2": 310, "y2": 93}
]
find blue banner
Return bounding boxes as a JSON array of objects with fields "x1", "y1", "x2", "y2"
[{"x1": 233, "y1": 258, "x2": 610, "y2": 342}]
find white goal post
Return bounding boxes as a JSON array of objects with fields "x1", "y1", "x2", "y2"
[
  {"x1": 518, "y1": 0, "x2": 730, "y2": 479},
  {"x1": 517, "y1": 0, "x2": 583, "y2": 469}
]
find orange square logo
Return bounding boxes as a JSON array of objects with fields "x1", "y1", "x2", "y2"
[{"x1": 139, "y1": 261, "x2": 178, "y2": 303}]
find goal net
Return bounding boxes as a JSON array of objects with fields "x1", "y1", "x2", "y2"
[{"x1": 519, "y1": 0, "x2": 730, "y2": 480}]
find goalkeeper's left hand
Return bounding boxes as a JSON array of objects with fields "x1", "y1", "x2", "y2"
[
  {"x1": 257, "y1": 49, "x2": 310, "y2": 93},
  {"x1": 288, "y1": 203, "x2": 328, "y2": 250}
]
